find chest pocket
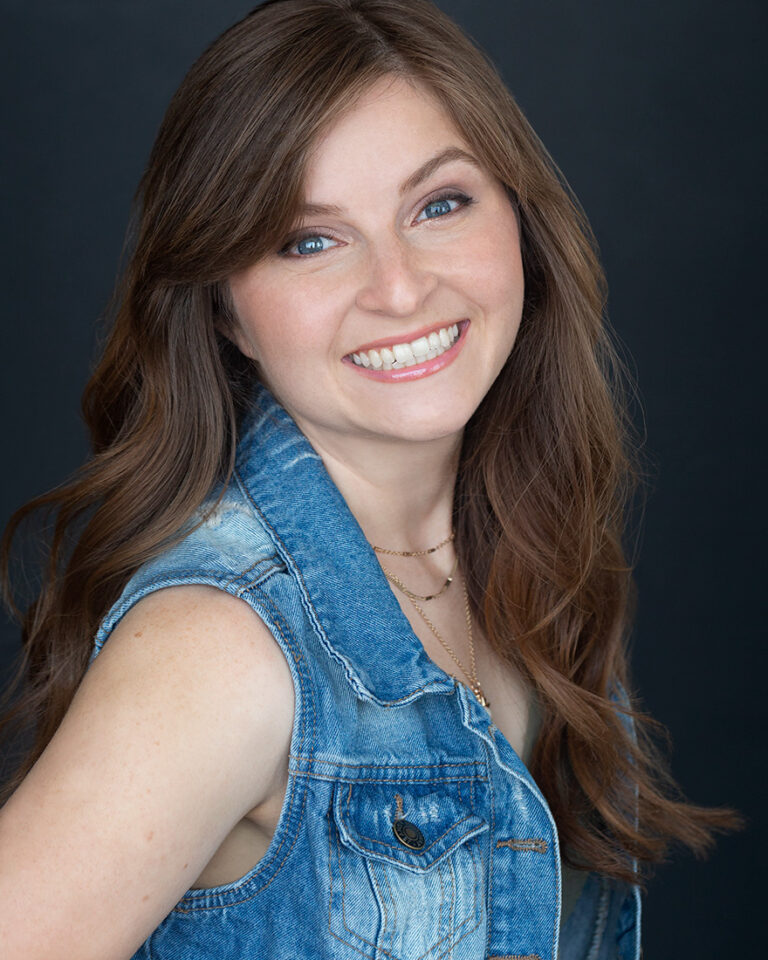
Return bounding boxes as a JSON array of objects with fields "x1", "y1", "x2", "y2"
[{"x1": 328, "y1": 777, "x2": 489, "y2": 960}]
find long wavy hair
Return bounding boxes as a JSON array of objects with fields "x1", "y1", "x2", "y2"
[{"x1": 0, "y1": 0, "x2": 741, "y2": 884}]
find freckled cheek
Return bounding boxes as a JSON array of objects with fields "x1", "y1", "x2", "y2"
[
  {"x1": 248, "y1": 289, "x2": 346, "y2": 360},
  {"x1": 446, "y1": 233, "x2": 524, "y2": 309}
]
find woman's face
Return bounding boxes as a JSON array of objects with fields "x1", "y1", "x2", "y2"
[{"x1": 228, "y1": 75, "x2": 524, "y2": 455}]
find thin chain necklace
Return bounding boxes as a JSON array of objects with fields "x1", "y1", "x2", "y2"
[
  {"x1": 377, "y1": 553, "x2": 459, "y2": 601},
  {"x1": 371, "y1": 534, "x2": 490, "y2": 709}
]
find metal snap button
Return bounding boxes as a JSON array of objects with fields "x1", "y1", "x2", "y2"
[{"x1": 392, "y1": 818, "x2": 425, "y2": 850}]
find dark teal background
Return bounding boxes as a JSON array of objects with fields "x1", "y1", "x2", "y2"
[{"x1": 1, "y1": 1, "x2": 764, "y2": 953}]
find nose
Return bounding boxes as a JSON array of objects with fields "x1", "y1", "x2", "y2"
[{"x1": 354, "y1": 233, "x2": 438, "y2": 317}]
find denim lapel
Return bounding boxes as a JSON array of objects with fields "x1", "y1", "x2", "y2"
[{"x1": 233, "y1": 381, "x2": 457, "y2": 706}]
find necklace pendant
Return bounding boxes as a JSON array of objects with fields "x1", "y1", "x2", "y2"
[{"x1": 476, "y1": 690, "x2": 490, "y2": 709}]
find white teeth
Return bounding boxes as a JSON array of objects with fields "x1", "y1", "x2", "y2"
[{"x1": 349, "y1": 323, "x2": 462, "y2": 369}]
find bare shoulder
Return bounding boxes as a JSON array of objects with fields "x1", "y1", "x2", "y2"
[
  {"x1": 0, "y1": 583, "x2": 294, "y2": 960},
  {"x1": 102, "y1": 582, "x2": 294, "y2": 701},
  {"x1": 90, "y1": 582, "x2": 296, "y2": 787}
]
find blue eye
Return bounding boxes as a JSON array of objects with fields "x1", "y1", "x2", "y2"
[
  {"x1": 280, "y1": 233, "x2": 339, "y2": 257},
  {"x1": 416, "y1": 192, "x2": 473, "y2": 222}
]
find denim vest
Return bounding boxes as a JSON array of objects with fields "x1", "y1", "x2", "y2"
[{"x1": 89, "y1": 382, "x2": 641, "y2": 960}]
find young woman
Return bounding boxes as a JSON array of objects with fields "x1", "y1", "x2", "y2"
[{"x1": 0, "y1": 1, "x2": 740, "y2": 958}]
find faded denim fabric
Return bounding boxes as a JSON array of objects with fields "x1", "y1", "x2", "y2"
[{"x1": 89, "y1": 381, "x2": 642, "y2": 960}]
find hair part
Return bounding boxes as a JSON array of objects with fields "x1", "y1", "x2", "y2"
[{"x1": 0, "y1": 0, "x2": 742, "y2": 884}]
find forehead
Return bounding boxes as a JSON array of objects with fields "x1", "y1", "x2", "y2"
[{"x1": 300, "y1": 76, "x2": 475, "y2": 203}]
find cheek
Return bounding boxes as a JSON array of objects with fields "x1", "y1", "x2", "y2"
[
  {"x1": 449, "y1": 219, "x2": 524, "y2": 312},
  {"x1": 230, "y1": 273, "x2": 319, "y2": 355}
]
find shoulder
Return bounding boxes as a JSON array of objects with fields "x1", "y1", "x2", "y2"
[
  {"x1": 91, "y1": 478, "x2": 288, "y2": 663},
  {"x1": 94, "y1": 584, "x2": 294, "y2": 766}
]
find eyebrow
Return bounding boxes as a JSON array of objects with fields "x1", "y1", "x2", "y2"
[{"x1": 295, "y1": 146, "x2": 482, "y2": 219}]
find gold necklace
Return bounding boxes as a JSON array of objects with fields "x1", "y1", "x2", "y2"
[
  {"x1": 377, "y1": 553, "x2": 459, "y2": 601},
  {"x1": 372, "y1": 531, "x2": 455, "y2": 557},
  {"x1": 372, "y1": 533, "x2": 490, "y2": 709}
]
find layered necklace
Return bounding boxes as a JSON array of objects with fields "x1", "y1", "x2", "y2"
[{"x1": 372, "y1": 531, "x2": 490, "y2": 710}]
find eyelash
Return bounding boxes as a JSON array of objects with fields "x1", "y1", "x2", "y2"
[{"x1": 278, "y1": 190, "x2": 475, "y2": 258}]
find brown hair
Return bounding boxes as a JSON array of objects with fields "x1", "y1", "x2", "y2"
[{"x1": 0, "y1": 0, "x2": 741, "y2": 885}]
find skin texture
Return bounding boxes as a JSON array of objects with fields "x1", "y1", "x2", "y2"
[{"x1": 229, "y1": 75, "x2": 524, "y2": 554}]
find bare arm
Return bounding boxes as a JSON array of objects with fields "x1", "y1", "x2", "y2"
[{"x1": 0, "y1": 584, "x2": 295, "y2": 960}]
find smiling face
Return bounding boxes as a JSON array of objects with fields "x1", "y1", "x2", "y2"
[{"x1": 228, "y1": 74, "x2": 524, "y2": 454}]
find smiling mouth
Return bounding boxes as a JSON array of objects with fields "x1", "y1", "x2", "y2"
[{"x1": 345, "y1": 320, "x2": 465, "y2": 371}]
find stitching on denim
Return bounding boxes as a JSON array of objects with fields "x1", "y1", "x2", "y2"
[
  {"x1": 488, "y1": 955, "x2": 542, "y2": 959},
  {"x1": 384, "y1": 861, "x2": 400, "y2": 949},
  {"x1": 467, "y1": 817, "x2": 483, "y2": 926},
  {"x1": 485, "y1": 740, "x2": 496, "y2": 957},
  {"x1": 368, "y1": 859, "x2": 392, "y2": 951},
  {"x1": 447, "y1": 844, "x2": 457, "y2": 944},
  {"x1": 173, "y1": 583, "x2": 315, "y2": 912},
  {"x1": 226, "y1": 558, "x2": 280, "y2": 591},
  {"x1": 343, "y1": 782, "x2": 479, "y2": 856},
  {"x1": 329, "y1": 807, "x2": 380, "y2": 956},
  {"x1": 437, "y1": 857, "x2": 447, "y2": 943},
  {"x1": 431, "y1": 872, "x2": 485, "y2": 960},
  {"x1": 495, "y1": 838, "x2": 548, "y2": 854},
  {"x1": 300, "y1": 772, "x2": 489, "y2": 785},
  {"x1": 233, "y1": 563, "x2": 283, "y2": 595},
  {"x1": 290, "y1": 756, "x2": 485, "y2": 770}
]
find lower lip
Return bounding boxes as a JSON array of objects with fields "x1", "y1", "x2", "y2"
[{"x1": 342, "y1": 320, "x2": 470, "y2": 382}]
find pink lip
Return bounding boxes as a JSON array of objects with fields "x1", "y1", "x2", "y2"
[
  {"x1": 345, "y1": 319, "x2": 467, "y2": 357},
  {"x1": 342, "y1": 319, "x2": 470, "y2": 383}
]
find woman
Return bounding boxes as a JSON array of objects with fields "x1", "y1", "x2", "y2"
[{"x1": 0, "y1": 1, "x2": 740, "y2": 958}]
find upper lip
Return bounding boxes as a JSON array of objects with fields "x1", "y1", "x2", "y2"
[{"x1": 345, "y1": 319, "x2": 467, "y2": 357}]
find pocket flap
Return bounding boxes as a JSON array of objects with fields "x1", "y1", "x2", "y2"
[{"x1": 333, "y1": 780, "x2": 488, "y2": 873}]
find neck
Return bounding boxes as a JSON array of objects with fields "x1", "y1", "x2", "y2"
[{"x1": 294, "y1": 421, "x2": 462, "y2": 553}]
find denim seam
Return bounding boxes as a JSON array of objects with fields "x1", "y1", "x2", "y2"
[
  {"x1": 467, "y1": 820, "x2": 483, "y2": 927},
  {"x1": 298, "y1": 773, "x2": 489, "y2": 785},
  {"x1": 381, "y1": 859, "x2": 399, "y2": 949},
  {"x1": 368, "y1": 859, "x2": 393, "y2": 952},
  {"x1": 173, "y1": 581, "x2": 315, "y2": 912},
  {"x1": 486, "y1": 740, "x2": 496, "y2": 957},
  {"x1": 437, "y1": 857, "x2": 448, "y2": 944},
  {"x1": 290, "y1": 757, "x2": 485, "y2": 770}
]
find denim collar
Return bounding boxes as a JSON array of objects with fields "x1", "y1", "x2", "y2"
[{"x1": 233, "y1": 381, "x2": 458, "y2": 707}]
